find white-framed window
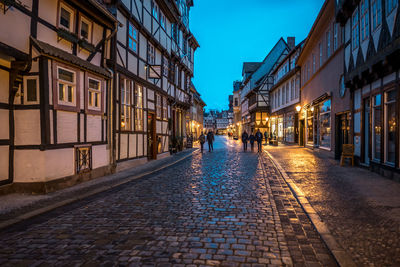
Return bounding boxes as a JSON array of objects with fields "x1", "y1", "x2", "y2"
[
  {"x1": 371, "y1": 0, "x2": 382, "y2": 30},
  {"x1": 88, "y1": 77, "x2": 101, "y2": 109},
  {"x1": 386, "y1": 0, "x2": 397, "y2": 15},
  {"x1": 156, "y1": 94, "x2": 162, "y2": 119},
  {"x1": 79, "y1": 15, "x2": 92, "y2": 42},
  {"x1": 360, "y1": 0, "x2": 369, "y2": 42},
  {"x1": 152, "y1": 1, "x2": 159, "y2": 20},
  {"x1": 162, "y1": 97, "x2": 168, "y2": 120},
  {"x1": 148, "y1": 42, "x2": 155, "y2": 65},
  {"x1": 319, "y1": 43, "x2": 323, "y2": 67},
  {"x1": 326, "y1": 31, "x2": 331, "y2": 57},
  {"x1": 135, "y1": 84, "x2": 144, "y2": 131},
  {"x1": 352, "y1": 8, "x2": 360, "y2": 50},
  {"x1": 128, "y1": 23, "x2": 138, "y2": 53},
  {"x1": 23, "y1": 76, "x2": 39, "y2": 104},
  {"x1": 333, "y1": 23, "x2": 338, "y2": 50},
  {"x1": 57, "y1": 67, "x2": 76, "y2": 105},
  {"x1": 120, "y1": 78, "x2": 132, "y2": 131},
  {"x1": 59, "y1": 2, "x2": 75, "y2": 32}
]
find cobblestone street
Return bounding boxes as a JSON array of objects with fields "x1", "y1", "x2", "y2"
[
  {"x1": 267, "y1": 145, "x2": 400, "y2": 266},
  {"x1": 0, "y1": 136, "x2": 336, "y2": 266}
]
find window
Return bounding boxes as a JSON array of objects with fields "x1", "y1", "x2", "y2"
[
  {"x1": 373, "y1": 94, "x2": 382, "y2": 161},
  {"x1": 128, "y1": 23, "x2": 138, "y2": 53},
  {"x1": 282, "y1": 86, "x2": 286, "y2": 105},
  {"x1": 163, "y1": 56, "x2": 169, "y2": 77},
  {"x1": 120, "y1": 78, "x2": 132, "y2": 131},
  {"x1": 307, "y1": 109, "x2": 314, "y2": 144},
  {"x1": 371, "y1": 0, "x2": 382, "y2": 30},
  {"x1": 319, "y1": 43, "x2": 323, "y2": 67},
  {"x1": 160, "y1": 11, "x2": 166, "y2": 29},
  {"x1": 75, "y1": 146, "x2": 91, "y2": 174},
  {"x1": 333, "y1": 23, "x2": 338, "y2": 50},
  {"x1": 79, "y1": 16, "x2": 92, "y2": 42},
  {"x1": 291, "y1": 80, "x2": 295, "y2": 101},
  {"x1": 326, "y1": 31, "x2": 331, "y2": 57},
  {"x1": 152, "y1": 1, "x2": 159, "y2": 20},
  {"x1": 24, "y1": 77, "x2": 39, "y2": 104},
  {"x1": 135, "y1": 84, "x2": 144, "y2": 131},
  {"x1": 386, "y1": 0, "x2": 397, "y2": 15},
  {"x1": 319, "y1": 99, "x2": 331, "y2": 149},
  {"x1": 148, "y1": 43, "x2": 155, "y2": 65},
  {"x1": 59, "y1": 3, "x2": 74, "y2": 32},
  {"x1": 156, "y1": 94, "x2": 162, "y2": 119},
  {"x1": 286, "y1": 84, "x2": 289, "y2": 103},
  {"x1": 295, "y1": 78, "x2": 300, "y2": 99},
  {"x1": 385, "y1": 90, "x2": 396, "y2": 164},
  {"x1": 171, "y1": 23, "x2": 178, "y2": 42},
  {"x1": 352, "y1": 8, "x2": 360, "y2": 50},
  {"x1": 57, "y1": 67, "x2": 75, "y2": 105},
  {"x1": 360, "y1": 0, "x2": 369, "y2": 42},
  {"x1": 88, "y1": 78, "x2": 101, "y2": 109},
  {"x1": 162, "y1": 97, "x2": 168, "y2": 120},
  {"x1": 312, "y1": 54, "x2": 316, "y2": 73},
  {"x1": 183, "y1": 38, "x2": 187, "y2": 55}
]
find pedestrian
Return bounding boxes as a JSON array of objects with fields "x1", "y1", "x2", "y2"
[
  {"x1": 241, "y1": 131, "x2": 248, "y2": 152},
  {"x1": 207, "y1": 131, "x2": 214, "y2": 152},
  {"x1": 264, "y1": 131, "x2": 268, "y2": 145},
  {"x1": 256, "y1": 129, "x2": 263, "y2": 152},
  {"x1": 199, "y1": 132, "x2": 205, "y2": 153},
  {"x1": 249, "y1": 132, "x2": 255, "y2": 151}
]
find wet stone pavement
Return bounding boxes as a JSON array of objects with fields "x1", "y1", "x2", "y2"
[{"x1": 0, "y1": 136, "x2": 336, "y2": 266}]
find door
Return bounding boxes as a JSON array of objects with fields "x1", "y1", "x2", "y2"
[
  {"x1": 336, "y1": 113, "x2": 350, "y2": 159},
  {"x1": 364, "y1": 99, "x2": 370, "y2": 165},
  {"x1": 299, "y1": 119, "x2": 305, "y2": 146},
  {"x1": 147, "y1": 113, "x2": 157, "y2": 160}
]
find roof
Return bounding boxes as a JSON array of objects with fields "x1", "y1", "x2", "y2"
[
  {"x1": 31, "y1": 37, "x2": 111, "y2": 78},
  {"x1": 233, "y1": 81, "x2": 241, "y2": 92},
  {"x1": 242, "y1": 62, "x2": 262, "y2": 75}
]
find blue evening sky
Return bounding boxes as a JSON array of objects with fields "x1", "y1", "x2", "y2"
[{"x1": 190, "y1": 0, "x2": 324, "y2": 111}]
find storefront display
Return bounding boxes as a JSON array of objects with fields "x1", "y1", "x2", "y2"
[{"x1": 319, "y1": 99, "x2": 331, "y2": 149}]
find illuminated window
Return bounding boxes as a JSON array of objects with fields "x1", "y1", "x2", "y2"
[
  {"x1": 80, "y1": 16, "x2": 92, "y2": 41},
  {"x1": 135, "y1": 84, "x2": 144, "y2": 131},
  {"x1": 128, "y1": 23, "x2": 138, "y2": 52},
  {"x1": 57, "y1": 67, "x2": 75, "y2": 105},
  {"x1": 120, "y1": 79, "x2": 132, "y2": 131},
  {"x1": 88, "y1": 78, "x2": 101, "y2": 109}
]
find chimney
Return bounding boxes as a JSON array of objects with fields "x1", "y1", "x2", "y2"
[{"x1": 287, "y1": 37, "x2": 295, "y2": 50}]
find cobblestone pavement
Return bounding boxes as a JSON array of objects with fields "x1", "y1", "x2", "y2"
[
  {"x1": 0, "y1": 137, "x2": 336, "y2": 266},
  {"x1": 267, "y1": 145, "x2": 400, "y2": 266}
]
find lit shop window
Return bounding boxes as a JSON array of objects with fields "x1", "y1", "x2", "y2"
[
  {"x1": 373, "y1": 94, "x2": 382, "y2": 161},
  {"x1": 120, "y1": 79, "x2": 132, "y2": 131},
  {"x1": 135, "y1": 84, "x2": 144, "y2": 131},
  {"x1": 385, "y1": 90, "x2": 397, "y2": 164},
  {"x1": 163, "y1": 97, "x2": 168, "y2": 120},
  {"x1": 156, "y1": 94, "x2": 162, "y2": 119},
  {"x1": 57, "y1": 67, "x2": 75, "y2": 105}
]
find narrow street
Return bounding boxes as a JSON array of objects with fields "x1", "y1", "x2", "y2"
[{"x1": 0, "y1": 136, "x2": 336, "y2": 266}]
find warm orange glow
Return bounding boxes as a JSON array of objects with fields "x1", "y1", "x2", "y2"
[{"x1": 296, "y1": 105, "x2": 301, "y2": 112}]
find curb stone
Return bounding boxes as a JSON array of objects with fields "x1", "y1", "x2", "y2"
[
  {"x1": 264, "y1": 149, "x2": 356, "y2": 267},
  {"x1": 0, "y1": 149, "x2": 197, "y2": 231}
]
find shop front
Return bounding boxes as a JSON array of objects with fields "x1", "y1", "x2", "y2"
[{"x1": 304, "y1": 98, "x2": 332, "y2": 150}]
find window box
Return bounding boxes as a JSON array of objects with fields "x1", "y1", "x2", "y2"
[
  {"x1": 57, "y1": 28, "x2": 79, "y2": 43},
  {"x1": 79, "y1": 38, "x2": 96, "y2": 53}
]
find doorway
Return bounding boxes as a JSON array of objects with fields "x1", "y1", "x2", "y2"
[
  {"x1": 335, "y1": 112, "x2": 350, "y2": 159},
  {"x1": 299, "y1": 119, "x2": 305, "y2": 146},
  {"x1": 147, "y1": 113, "x2": 157, "y2": 160},
  {"x1": 363, "y1": 98, "x2": 370, "y2": 165}
]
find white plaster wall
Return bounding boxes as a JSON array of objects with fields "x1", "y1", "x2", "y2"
[
  {"x1": 147, "y1": 89, "x2": 154, "y2": 100},
  {"x1": 87, "y1": 115, "x2": 102, "y2": 142},
  {"x1": 0, "y1": 69, "x2": 9, "y2": 104},
  {"x1": 92, "y1": 145, "x2": 109, "y2": 169},
  {"x1": 129, "y1": 134, "x2": 137, "y2": 158},
  {"x1": 57, "y1": 111, "x2": 77, "y2": 143},
  {"x1": 0, "y1": 146, "x2": 8, "y2": 181},
  {"x1": 148, "y1": 102, "x2": 155, "y2": 111},
  {"x1": 138, "y1": 134, "x2": 143, "y2": 157},
  {"x1": 128, "y1": 53, "x2": 138, "y2": 74},
  {"x1": 38, "y1": 0, "x2": 57, "y2": 26},
  {"x1": 77, "y1": 49, "x2": 90, "y2": 63},
  {"x1": 15, "y1": 110, "x2": 41, "y2": 145},
  {"x1": 117, "y1": 44, "x2": 126, "y2": 67},
  {"x1": 92, "y1": 22, "x2": 103, "y2": 45},
  {"x1": 156, "y1": 121, "x2": 161, "y2": 133},
  {"x1": 37, "y1": 23, "x2": 72, "y2": 54},
  {"x1": 132, "y1": 0, "x2": 141, "y2": 21},
  {"x1": 121, "y1": 0, "x2": 131, "y2": 10},
  {"x1": 139, "y1": 60, "x2": 146, "y2": 79},
  {"x1": 139, "y1": 33, "x2": 147, "y2": 60},
  {"x1": 120, "y1": 134, "x2": 128, "y2": 159},
  {"x1": 0, "y1": 9, "x2": 30, "y2": 54},
  {"x1": 117, "y1": 11, "x2": 127, "y2": 45},
  {"x1": 0, "y1": 110, "x2": 9, "y2": 140}
]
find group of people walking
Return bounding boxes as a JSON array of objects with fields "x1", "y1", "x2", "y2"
[
  {"x1": 199, "y1": 131, "x2": 214, "y2": 153},
  {"x1": 241, "y1": 129, "x2": 265, "y2": 152}
]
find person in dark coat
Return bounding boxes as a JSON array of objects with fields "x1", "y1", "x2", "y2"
[
  {"x1": 199, "y1": 132, "x2": 206, "y2": 153},
  {"x1": 207, "y1": 131, "x2": 214, "y2": 152},
  {"x1": 255, "y1": 129, "x2": 263, "y2": 152},
  {"x1": 264, "y1": 131, "x2": 268, "y2": 144},
  {"x1": 241, "y1": 131, "x2": 248, "y2": 152},
  {"x1": 249, "y1": 132, "x2": 255, "y2": 151}
]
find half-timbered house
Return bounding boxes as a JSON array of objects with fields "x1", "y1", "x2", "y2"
[
  {"x1": 0, "y1": 0, "x2": 116, "y2": 192},
  {"x1": 104, "y1": 0, "x2": 199, "y2": 171},
  {"x1": 336, "y1": 0, "x2": 400, "y2": 179}
]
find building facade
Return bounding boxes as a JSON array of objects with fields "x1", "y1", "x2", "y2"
[
  {"x1": 269, "y1": 40, "x2": 303, "y2": 143},
  {"x1": 297, "y1": 0, "x2": 349, "y2": 157},
  {"x1": 189, "y1": 82, "x2": 205, "y2": 140},
  {"x1": 336, "y1": 0, "x2": 400, "y2": 178}
]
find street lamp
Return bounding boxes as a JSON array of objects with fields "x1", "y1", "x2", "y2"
[
  {"x1": 296, "y1": 105, "x2": 301, "y2": 112},
  {"x1": 310, "y1": 106, "x2": 314, "y2": 112}
]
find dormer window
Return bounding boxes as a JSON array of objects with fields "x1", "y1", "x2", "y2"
[
  {"x1": 79, "y1": 16, "x2": 92, "y2": 42},
  {"x1": 371, "y1": 0, "x2": 382, "y2": 30},
  {"x1": 386, "y1": 0, "x2": 397, "y2": 15},
  {"x1": 59, "y1": 3, "x2": 74, "y2": 32}
]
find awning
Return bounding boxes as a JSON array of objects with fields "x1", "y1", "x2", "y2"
[{"x1": 30, "y1": 37, "x2": 111, "y2": 78}]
